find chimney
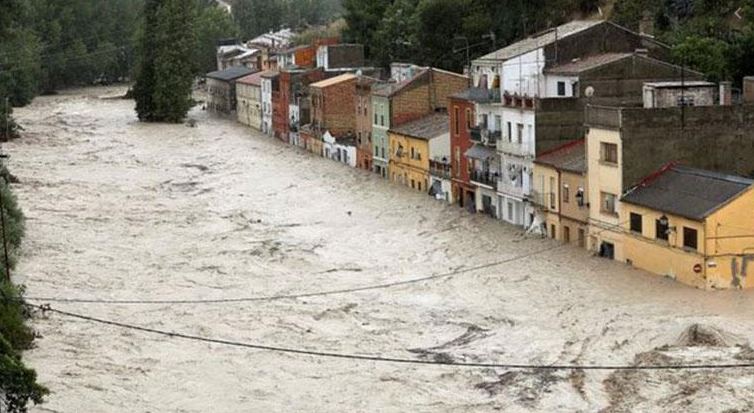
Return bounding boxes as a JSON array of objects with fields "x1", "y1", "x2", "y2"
[
  {"x1": 744, "y1": 77, "x2": 754, "y2": 104},
  {"x1": 639, "y1": 11, "x2": 655, "y2": 37},
  {"x1": 719, "y1": 81, "x2": 733, "y2": 106}
]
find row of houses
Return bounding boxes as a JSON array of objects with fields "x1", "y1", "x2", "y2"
[{"x1": 205, "y1": 20, "x2": 754, "y2": 291}]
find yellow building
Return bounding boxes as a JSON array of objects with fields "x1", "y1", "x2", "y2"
[
  {"x1": 585, "y1": 124, "x2": 625, "y2": 260},
  {"x1": 620, "y1": 164, "x2": 754, "y2": 289},
  {"x1": 532, "y1": 139, "x2": 589, "y2": 247},
  {"x1": 388, "y1": 114, "x2": 449, "y2": 193}
]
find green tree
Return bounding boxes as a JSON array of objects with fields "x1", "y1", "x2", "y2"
[
  {"x1": 371, "y1": 0, "x2": 418, "y2": 67},
  {"x1": 195, "y1": 5, "x2": 239, "y2": 74},
  {"x1": 150, "y1": 0, "x2": 197, "y2": 122},
  {"x1": 133, "y1": 0, "x2": 160, "y2": 121}
]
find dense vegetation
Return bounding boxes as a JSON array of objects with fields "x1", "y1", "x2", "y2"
[
  {"x1": 134, "y1": 0, "x2": 197, "y2": 122},
  {"x1": 343, "y1": 0, "x2": 754, "y2": 86},
  {"x1": 231, "y1": 0, "x2": 343, "y2": 40},
  {"x1": 0, "y1": 166, "x2": 48, "y2": 412}
]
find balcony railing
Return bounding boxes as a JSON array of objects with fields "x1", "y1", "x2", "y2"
[
  {"x1": 429, "y1": 160, "x2": 451, "y2": 179},
  {"x1": 470, "y1": 127, "x2": 502, "y2": 146},
  {"x1": 497, "y1": 140, "x2": 535, "y2": 158},
  {"x1": 530, "y1": 190, "x2": 556, "y2": 210},
  {"x1": 470, "y1": 170, "x2": 499, "y2": 187},
  {"x1": 497, "y1": 178, "x2": 526, "y2": 198}
]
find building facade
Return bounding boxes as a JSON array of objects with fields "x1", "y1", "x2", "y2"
[
  {"x1": 355, "y1": 76, "x2": 379, "y2": 171},
  {"x1": 372, "y1": 67, "x2": 469, "y2": 179},
  {"x1": 388, "y1": 114, "x2": 449, "y2": 194},
  {"x1": 620, "y1": 165, "x2": 754, "y2": 290},
  {"x1": 205, "y1": 66, "x2": 256, "y2": 115},
  {"x1": 235, "y1": 71, "x2": 264, "y2": 130},
  {"x1": 260, "y1": 71, "x2": 279, "y2": 135},
  {"x1": 532, "y1": 139, "x2": 589, "y2": 245}
]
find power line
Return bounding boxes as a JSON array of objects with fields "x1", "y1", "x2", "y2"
[
  {"x1": 23, "y1": 239, "x2": 574, "y2": 305},
  {"x1": 24, "y1": 221, "x2": 628, "y2": 305},
  {"x1": 34, "y1": 304, "x2": 754, "y2": 371}
]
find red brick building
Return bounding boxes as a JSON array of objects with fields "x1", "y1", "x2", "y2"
[
  {"x1": 355, "y1": 76, "x2": 379, "y2": 171},
  {"x1": 309, "y1": 73, "x2": 358, "y2": 138},
  {"x1": 277, "y1": 67, "x2": 325, "y2": 145},
  {"x1": 449, "y1": 88, "x2": 491, "y2": 209}
]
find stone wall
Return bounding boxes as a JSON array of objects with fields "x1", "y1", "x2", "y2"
[{"x1": 620, "y1": 104, "x2": 754, "y2": 189}]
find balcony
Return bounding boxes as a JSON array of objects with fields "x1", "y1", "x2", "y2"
[
  {"x1": 470, "y1": 127, "x2": 502, "y2": 147},
  {"x1": 497, "y1": 140, "x2": 535, "y2": 158},
  {"x1": 497, "y1": 178, "x2": 526, "y2": 199},
  {"x1": 502, "y1": 92, "x2": 536, "y2": 110},
  {"x1": 429, "y1": 160, "x2": 451, "y2": 179},
  {"x1": 470, "y1": 169, "x2": 499, "y2": 188},
  {"x1": 530, "y1": 190, "x2": 556, "y2": 210}
]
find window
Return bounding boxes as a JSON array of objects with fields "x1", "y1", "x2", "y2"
[
  {"x1": 630, "y1": 213, "x2": 643, "y2": 234},
  {"x1": 374, "y1": 113, "x2": 378, "y2": 125},
  {"x1": 454, "y1": 106, "x2": 460, "y2": 135},
  {"x1": 677, "y1": 95, "x2": 695, "y2": 107},
  {"x1": 557, "y1": 81, "x2": 566, "y2": 96},
  {"x1": 495, "y1": 115, "x2": 502, "y2": 132},
  {"x1": 563, "y1": 226, "x2": 571, "y2": 243},
  {"x1": 380, "y1": 114, "x2": 385, "y2": 126},
  {"x1": 454, "y1": 147, "x2": 461, "y2": 176},
  {"x1": 374, "y1": 145, "x2": 378, "y2": 156},
  {"x1": 576, "y1": 188, "x2": 585, "y2": 207},
  {"x1": 563, "y1": 185, "x2": 570, "y2": 203},
  {"x1": 411, "y1": 179, "x2": 415, "y2": 189},
  {"x1": 517, "y1": 123, "x2": 523, "y2": 143},
  {"x1": 410, "y1": 147, "x2": 415, "y2": 159},
  {"x1": 481, "y1": 114, "x2": 489, "y2": 128},
  {"x1": 466, "y1": 108, "x2": 472, "y2": 129},
  {"x1": 683, "y1": 227, "x2": 698, "y2": 250},
  {"x1": 601, "y1": 142, "x2": 618, "y2": 164},
  {"x1": 600, "y1": 192, "x2": 617, "y2": 215},
  {"x1": 381, "y1": 147, "x2": 385, "y2": 159},
  {"x1": 656, "y1": 218, "x2": 669, "y2": 241},
  {"x1": 506, "y1": 122, "x2": 512, "y2": 142}
]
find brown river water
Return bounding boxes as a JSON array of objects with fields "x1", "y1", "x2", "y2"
[{"x1": 8, "y1": 87, "x2": 754, "y2": 412}]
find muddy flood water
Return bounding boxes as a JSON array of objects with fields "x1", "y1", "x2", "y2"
[{"x1": 9, "y1": 87, "x2": 754, "y2": 412}]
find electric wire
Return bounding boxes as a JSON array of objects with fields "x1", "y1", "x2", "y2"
[
  {"x1": 23, "y1": 237, "x2": 580, "y2": 305},
  {"x1": 34, "y1": 304, "x2": 754, "y2": 371}
]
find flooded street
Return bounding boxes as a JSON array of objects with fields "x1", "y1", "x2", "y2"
[{"x1": 10, "y1": 88, "x2": 754, "y2": 412}]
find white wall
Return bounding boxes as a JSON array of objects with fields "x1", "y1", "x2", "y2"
[
  {"x1": 502, "y1": 49, "x2": 546, "y2": 97},
  {"x1": 428, "y1": 132, "x2": 451, "y2": 161},
  {"x1": 316, "y1": 46, "x2": 328, "y2": 69},
  {"x1": 544, "y1": 75, "x2": 579, "y2": 98}
]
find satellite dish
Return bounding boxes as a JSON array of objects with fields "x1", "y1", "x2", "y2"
[{"x1": 585, "y1": 86, "x2": 595, "y2": 97}]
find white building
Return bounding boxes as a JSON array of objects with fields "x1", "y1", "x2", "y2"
[
  {"x1": 469, "y1": 20, "x2": 663, "y2": 228},
  {"x1": 428, "y1": 129, "x2": 453, "y2": 204},
  {"x1": 260, "y1": 72, "x2": 277, "y2": 136}
]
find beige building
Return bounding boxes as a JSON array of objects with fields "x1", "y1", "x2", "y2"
[
  {"x1": 206, "y1": 66, "x2": 256, "y2": 115},
  {"x1": 585, "y1": 125, "x2": 624, "y2": 259},
  {"x1": 532, "y1": 139, "x2": 589, "y2": 247},
  {"x1": 236, "y1": 72, "x2": 264, "y2": 130}
]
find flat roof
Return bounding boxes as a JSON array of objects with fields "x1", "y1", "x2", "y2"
[
  {"x1": 644, "y1": 81, "x2": 716, "y2": 88},
  {"x1": 310, "y1": 73, "x2": 357, "y2": 88},
  {"x1": 206, "y1": 66, "x2": 257, "y2": 81}
]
